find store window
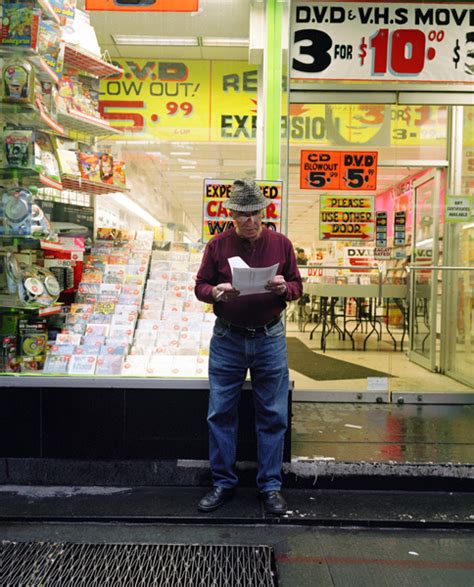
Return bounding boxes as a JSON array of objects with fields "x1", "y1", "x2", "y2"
[
  {"x1": 0, "y1": 3, "x2": 259, "y2": 379},
  {"x1": 285, "y1": 102, "x2": 473, "y2": 395}
]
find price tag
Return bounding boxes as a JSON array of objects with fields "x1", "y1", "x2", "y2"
[
  {"x1": 300, "y1": 150, "x2": 340, "y2": 190},
  {"x1": 300, "y1": 150, "x2": 377, "y2": 190}
]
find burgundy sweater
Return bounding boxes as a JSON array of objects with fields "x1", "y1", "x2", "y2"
[{"x1": 194, "y1": 227, "x2": 302, "y2": 327}]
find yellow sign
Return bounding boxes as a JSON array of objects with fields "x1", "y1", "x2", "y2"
[
  {"x1": 99, "y1": 61, "x2": 448, "y2": 146},
  {"x1": 319, "y1": 195, "x2": 374, "y2": 241},
  {"x1": 210, "y1": 62, "x2": 258, "y2": 142},
  {"x1": 203, "y1": 179, "x2": 282, "y2": 242},
  {"x1": 99, "y1": 59, "x2": 211, "y2": 141}
]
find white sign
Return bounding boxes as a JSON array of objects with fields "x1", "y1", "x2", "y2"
[
  {"x1": 445, "y1": 195, "x2": 472, "y2": 222},
  {"x1": 290, "y1": 3, "x2": 474, "y2": 83},
  {"x1": 367, "y1": 377, "x2": 388, "y2": 391},
  {"x1": 374, "y1": 247, "x2": 392, "y2": 260}
]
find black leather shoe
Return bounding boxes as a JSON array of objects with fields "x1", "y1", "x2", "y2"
[
  {"x1": 260, "y1": 490, "x2": 287, "y2": 515},
  {"x1": 198, "y1": 487, "x2": 235, "y2": 512}
]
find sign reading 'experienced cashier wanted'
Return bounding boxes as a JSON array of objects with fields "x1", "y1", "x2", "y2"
[
  {"x1": 203, "y1": 179, "x2": 282, "y2": 243},
  {"x1": 319, "y1": 196, "x2": 374, "y2": 241}
]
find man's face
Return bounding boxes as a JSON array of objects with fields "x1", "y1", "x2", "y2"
[{"x1": 231, "y1": 209, "x2": 264, "y2": 241}]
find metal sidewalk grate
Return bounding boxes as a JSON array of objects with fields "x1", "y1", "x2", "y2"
[{"x1": 0, "y1": 541, "x2": 277, "y2": 586}]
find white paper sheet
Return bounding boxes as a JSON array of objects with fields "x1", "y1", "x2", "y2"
[{"x1": 228, "y1": 256, "x2": 279, "y2": 296}]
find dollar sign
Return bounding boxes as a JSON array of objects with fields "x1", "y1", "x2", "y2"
[
  {"x1": 453, "y1": 40, "x2": 460, "y2": 69},
  {"x1": 359, "y1": 37, "x2": 367, "y2": 65}
]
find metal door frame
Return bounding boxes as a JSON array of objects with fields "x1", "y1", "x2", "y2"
[{"x1": 408, "y1": 167, "x2": 442, "y2": 372}]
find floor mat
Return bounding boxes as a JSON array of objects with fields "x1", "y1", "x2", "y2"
[
  {"x1": 0, "y1": 541, "x2": 277, "y2": 586},
  {"x1": 286, "y1": 337, "x2": 392, "y2": 381}
]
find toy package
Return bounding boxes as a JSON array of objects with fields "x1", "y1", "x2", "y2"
[
  {"x1": 77, "y1": 152, "x2": 100, "y2": 182},
  {"x1": 68, "y1": 354, "x2": 96, "y2": 375},
  {"x1": 0, "y1": 187, "x2": 33, "y2": 236},
  {"x1": 99, "y1": 153, "x2": 113, "y2": 184},
  {"x1": 2, "y1": 59, "x2": 35, "y2": 103},
  {"x1": 3, "y1": 130, "x2": 35, "y2": 168},
  {"x1": 0, "y1": 4, "x2": 41, "y2": 49},
  {"x1": 39, "y1": 81, "x2": 59, "y2": 119},
  {"x1": 38, "y1": 19, "x2": 63, "y2": 76},
  {"x1": 35, "y1": 132, "x2": 61, "y2": 183},
  {"x1": 113, "y1": 161, "x2": 126, "y2": 187},
  {"x1": 43, "y1": 353, "x2": 71, "y2": 374}
]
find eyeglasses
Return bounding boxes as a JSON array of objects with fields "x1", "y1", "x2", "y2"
[{"x1": 233, "y1": 210, "x2": 262, "y2": 219}]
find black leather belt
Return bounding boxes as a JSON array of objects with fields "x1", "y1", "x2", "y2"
[{"x1": 218, "y1": 316, "x2": 281, "y2": 338}]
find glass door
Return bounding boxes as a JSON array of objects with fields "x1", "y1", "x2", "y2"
[{"x1": 408, "y1": 168, "x2": 442, "y2": 371}]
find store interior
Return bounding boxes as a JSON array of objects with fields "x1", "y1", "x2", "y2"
[{"x1": 0, "y1": 0, "x2": 472, "y2": 395}]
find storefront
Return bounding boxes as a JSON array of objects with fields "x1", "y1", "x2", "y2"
[{"x1": 0, "y1": 1, "x2": 472, "y2": 463}]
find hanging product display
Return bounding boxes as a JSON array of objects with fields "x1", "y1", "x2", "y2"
[{"x1": 1, "y1": 59, "x2": 35, "y2": 103}]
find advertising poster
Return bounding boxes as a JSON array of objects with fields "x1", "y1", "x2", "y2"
[
  {"x1": 99, "y1": 61, "x2": 450, "y2": 145},
  {"x1": 202, "y1": 179, "x2": 282, "y2": 242},
  {"x1": 290, "y1": 2, "x2": 474, "y2": 83},
  {"x1": 300, "y1": 150, "x2": 377, "y2": 190},
  {"x1": 319, "y1": 195, "x2": 374, "y2": 241},
  {"x1": 99, "y1": 60, "x2": 211, "y2": 141}
]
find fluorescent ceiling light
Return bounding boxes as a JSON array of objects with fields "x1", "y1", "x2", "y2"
[
  {"x1": 181, "y1": 165, "x2": 196, "y2": 169},
  {"x1": 110, "y1": 193, "x2": 161, "y2": 227},
  {"x1": 113, "y1": 35, "x2": 198, "y2": 46},
  {"x1": 170, "y1": 151, "x2": 191, "y2": 156},
  {"x1": 202, "y1": 37, "x2": 249, "y2": 47}
]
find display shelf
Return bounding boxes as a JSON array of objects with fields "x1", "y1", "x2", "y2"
[
  {"x1": 57, "y1": 109, "x2": 122, "y2": 138},
  {"x1": 61, "y1": 174, "x2": 128, "y2": 195},
  {"x1": 0, "y1": 168, "x2": 62, "y2": 191},
  {"x1": 37, "y1": 0, "x2": 61, "y2": 24},
  {"x1": 63, "y1": 44, "x2": 123, "y2": 78},
  {"x1": 0, "y1": 294, "x2": 62, "y2": 314},
  {"x1": 0, "y1": 100, "x2": 65, "y2": 135},
  {"x1": 0, "y1": 47, "x2": 60, "y2": 85}
]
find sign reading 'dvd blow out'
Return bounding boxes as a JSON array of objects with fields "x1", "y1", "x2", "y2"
[{"x1": 202, "y1": 179, "x2": 282, "y2": 243}]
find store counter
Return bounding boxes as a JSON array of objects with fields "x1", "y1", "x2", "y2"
[{"x1": 302, "y1": 283, "x2": 408, "y2": 352}]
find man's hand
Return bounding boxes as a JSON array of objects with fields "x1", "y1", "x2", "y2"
[
  {"x1": 265, "y1": 275, "x2": 287, "y2": 296},
  {"x1": 212, "y1": 283, "x2": 240, "y2": 303}
]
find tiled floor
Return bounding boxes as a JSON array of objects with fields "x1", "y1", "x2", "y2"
[{"x1": 286, "y1": 324, "x2": 473, "y2": 394}]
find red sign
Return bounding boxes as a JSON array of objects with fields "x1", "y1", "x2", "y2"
[
  {"x1": 86, "y1": 0, "x2": 198, "y2": 12},
  {"x1": 300, "y1": 150, "x2": 377, "y2": 191}
]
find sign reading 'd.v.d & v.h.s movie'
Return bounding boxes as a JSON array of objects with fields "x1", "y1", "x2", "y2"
[{"x1": 290, "y1": 2, "x2": 474, "y2": 83}]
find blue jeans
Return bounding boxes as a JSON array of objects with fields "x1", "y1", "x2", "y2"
[{"x1": 208, "y1": 317, "x2": 289, "y2": 492}]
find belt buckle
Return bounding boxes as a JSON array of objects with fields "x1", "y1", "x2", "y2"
[{"x1": 246, "y1": 327, "x2": 257, "y2": 338}]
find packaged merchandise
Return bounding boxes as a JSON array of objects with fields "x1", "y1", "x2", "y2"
[
  {"x1": 77, "y1": 152, "x2": 100, "y2": 182},
  {"x1": 3, "y1": 130, "x2": 35, "y2": 168},
  {"x1": 95, "y1": 354, "x2": 123, "y2": 375},
  {"x1": 1, "y1": 335, "x2": 19, "y2": 372},
  {"x1": 56, "y1": 148, "x2": 80, "y2": 176},
  {"x1": 49, "y1": 343, "x2": 76, "y2": 355},
  {"x1": 43, "y1": 353, "x2": 71, "y2": 374},
  {"x1": 2, "y1": 58, "x2": 35, "y2": 104},
  {"x1": 99, "y1": 153, "x2": 113, "y2": 184},
  {"x1": 56, "y1": 332, "x2": 82, "y2": 345},
  {"x1": 35, "y1": 132, "x2": 61, "y2": 183},
  {"x1": 0, "y1": 187, "x2": 33, "y2": 236},
  {"x1": 113, "y1": 161, "x2": 126, "y2": 187},
  {"x1": 68, "y1": 354, "x2": 97, "y2": 375},
  {"x1": 74, "y1": 344, "x2": 101, "y2": 355},
  {"x1": 39, "y1": 81, "x2": 59, "y2": 119},
  {"x1": 0, "y1": 5, "x2": 41, "y2": 49},
  {"x1": 38, "y1": 19, "x2": 63, "y2": 76}
]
